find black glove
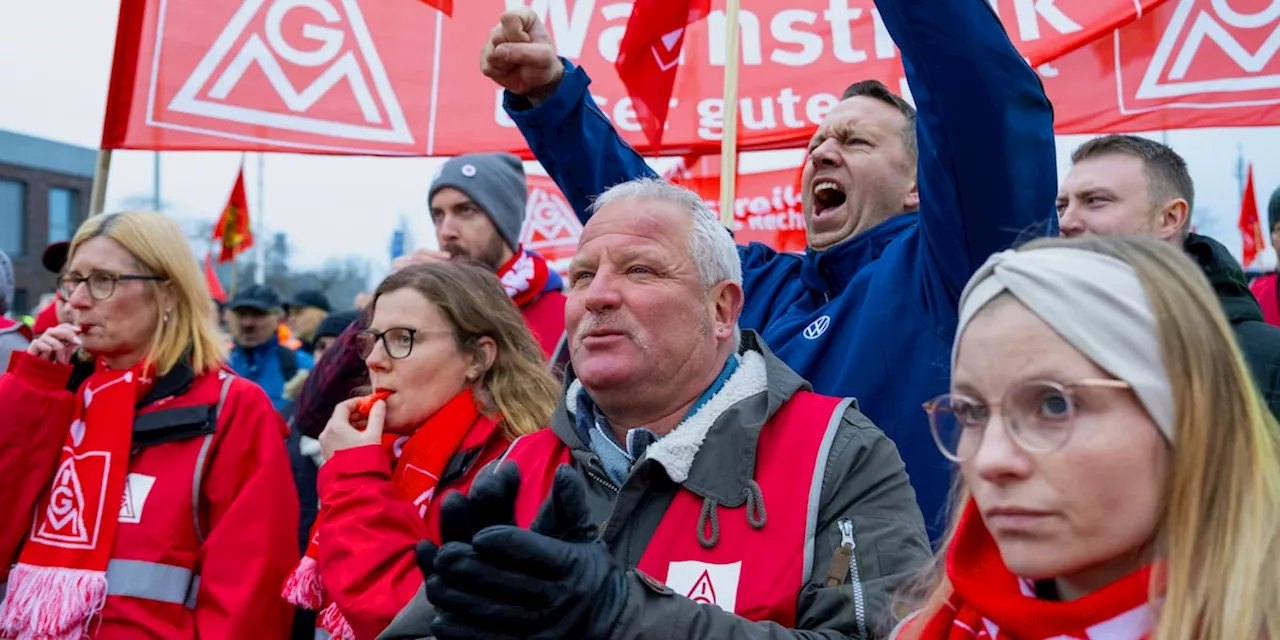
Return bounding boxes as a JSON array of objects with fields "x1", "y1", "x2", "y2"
[
  {"x1": 414, "y1": 462, "x2": 523, "y2": 583},
  {"x1": 427, "y1": 465, "x2": 629, "y2": 640}
]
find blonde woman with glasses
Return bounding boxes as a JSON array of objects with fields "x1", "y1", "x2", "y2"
[
  {"x1": 895, "y1": 235, "x2": 1280, "y2": 640},
  {"x1": 0, "y1": 211, "x2": 299, "y2": 639}
]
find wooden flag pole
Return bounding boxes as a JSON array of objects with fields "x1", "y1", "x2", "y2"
[
  {"x1": 88, "y1": 150, "x2": 113, "y2": 217},
  {"x1": 717, "y1": 0, "x2": 742, "y2": 229}
]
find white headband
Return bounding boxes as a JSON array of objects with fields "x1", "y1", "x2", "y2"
[{"x1": 954, "y1": 248, "x2": 1175, "y2": 441}]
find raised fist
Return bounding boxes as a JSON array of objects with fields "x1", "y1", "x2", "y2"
[{"x1": 480, "y1": 8, "x2": 565, "y2": 102}]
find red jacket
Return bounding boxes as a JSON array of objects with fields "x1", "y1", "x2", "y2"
[
  {"x1": 1250, "y1": 272, "x2": 1280, "y2": 327},
  {"x1": 316, "y1": 415, "x2": 512, "y2": 640},
  {"x1": 0, "y1": 352, "x2": 300, "y2": 639},
  {"x1": 521, "y1": 289, "x2": 566, "y2": 359}
]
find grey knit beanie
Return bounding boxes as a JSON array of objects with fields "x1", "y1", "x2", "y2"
[
  {"x1": 428, "y1": 153, "x2": 528, "y2": 252},
  {"x1": 0, "y1": 250, "x2": 13, "y2": 313}
]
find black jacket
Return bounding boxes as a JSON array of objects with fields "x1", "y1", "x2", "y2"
[{"x1": 1186, "y1": 233, "x2": 1280, "y2": 417}]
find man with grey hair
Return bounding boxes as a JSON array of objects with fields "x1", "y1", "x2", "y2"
[
  {"x1": 381, "y1": 178, "x2": 930, "y2": 640},
  {"x1": 0, "y1": 250, "x2": 31, "y2": 369}
]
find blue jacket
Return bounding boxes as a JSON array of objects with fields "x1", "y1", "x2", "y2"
[
  {"x1": 504, "y1": 0, "x2": 1056, "y2": 538},
  {"x1": 229, "y1": 341, "x2": 315, "y2": 412}
]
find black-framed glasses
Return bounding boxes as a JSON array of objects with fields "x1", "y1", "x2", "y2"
[
  {"x1": 355, "y1": 327, "x2": 454, "y2": 360},
  {"x1": 57, "y1": 271, "x2": 167, "y2": 301},
  {"x1": 923, "y1": 378, "x2": 1131, "y2": 462}
]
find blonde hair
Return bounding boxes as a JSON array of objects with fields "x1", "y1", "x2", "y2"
[
  {"x1": 371, "y1": 262, "x2": 559, "y2": 439},
  {"x1": 898, "y1": 235, "x2": 1280, "y2": 640},
  {"x1": 70, "y1": 211, "x2": 226, "y2": 376}
]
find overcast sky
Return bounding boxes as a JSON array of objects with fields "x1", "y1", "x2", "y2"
[{"x1": 2, "y1": 0, "x2": 1278, "y2": 277}]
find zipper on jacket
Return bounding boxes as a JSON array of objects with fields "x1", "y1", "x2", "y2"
[
  {"x1": 584, "y1": 467, "x2": 620, "y2": 494},
  {"x1": 838, "y1": 518, "x2": 868, "y2": 639}
]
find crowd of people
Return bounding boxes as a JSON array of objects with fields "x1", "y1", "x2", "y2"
[{"x1": 1, "y1": 0, "x2": 1279, "y2": 638}]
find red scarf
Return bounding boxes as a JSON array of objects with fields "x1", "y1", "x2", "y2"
[
  {"x1": 497, "y1": 247, "x2": 551, "y2": 309},
  {"x1": 0, "y1": 361, "x2": 156, "y2": 640},
  {"x1": 282, "y1": 390, "x2": 483, "y2": 640},
  {"x1": 904, "y1": 501, "x2": 1157, "y2": 640}
]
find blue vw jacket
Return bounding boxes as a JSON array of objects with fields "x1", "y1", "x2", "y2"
[
  {"x1": 505, "y1": 0, "x2": 1056, "y2": 538},
  {"x1": 229, "y1": 340, "x2": 314, "y2": 412}
]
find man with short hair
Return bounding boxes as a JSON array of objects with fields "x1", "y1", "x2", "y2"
[
  {"x1": 477, "y1": 0, "x2": 1056, "y2": 536},
  {"x1": 291, "y1": 153, "x2": 568, "y2": 439},
  {"x1": 382, "y1": 178, "x2": 930, "y2": 640},
  {"x1": 1057, "y1": 134, "x2": 1280, "y2": 415},
  {"x1": 227, "y1": 284, "x2": 314, "y2": 411}
]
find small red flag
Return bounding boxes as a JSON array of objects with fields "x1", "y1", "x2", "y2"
[
  {"x1": 212, "y1": 164, "x2": 253, "y2": 263},
  {"x1": 204, "y1": 252, "x2": 227, "y2": 303},
  {"x1": 1239, "y1": 163, "x2": 1264, "y2": 268},
  {"x1": 615, "y1": 0, "x2": 710, "y2": 153},
  {"x1": 419, "y1": 0, "x2": 451, "y2": 16}
]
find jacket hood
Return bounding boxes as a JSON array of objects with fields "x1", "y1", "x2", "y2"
[{"x1": 1184, "y1": 233, "x2": 1264, "y2": 324}]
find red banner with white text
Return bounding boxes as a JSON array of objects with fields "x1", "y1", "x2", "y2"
[
  {"x1": 1045, "y1": 0, "x2": 1280, "y2": 133},
  {"x1": 103, "y1": 0, "x2": 1217, "y2": 158},
  {"x1": 520, "y1": 159, "x2": 809, "y2": 265}
]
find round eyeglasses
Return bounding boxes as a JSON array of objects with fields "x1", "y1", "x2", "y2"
[
  {"x1": 57, "y1": 271, "x2": 167, "y2": 301},
  {"x1": 923, "y1": 378, "x2": 1131, "y2": 462}
]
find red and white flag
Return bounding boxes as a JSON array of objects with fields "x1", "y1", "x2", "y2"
[{"x1": 615, "y1": 0, "x2": 711, "y2": 152}]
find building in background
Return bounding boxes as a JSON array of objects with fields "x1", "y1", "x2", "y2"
[{"x1": 0, "y1": 129, "x2": 94, "y2": 315}]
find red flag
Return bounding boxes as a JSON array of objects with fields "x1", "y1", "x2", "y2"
[
  {"x1": 1239, "y1": 163, "x2": 1264, "y2": 268},
  {"x1": 212, "y1": 164, "x2": 253, "y2": 263},
  {"x1": 204, "y1": 252, "x2": 227, "y2": 302},
  {"x1": 419, "y1": 0, "x2": 451, "y2": 16},
  {"x1": 615, "y1": 0, "x2": 710, "y2": 153}
]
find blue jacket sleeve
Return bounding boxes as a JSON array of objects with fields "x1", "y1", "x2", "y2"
[
  {"x1": 504, "y1": 59, "x2": 659, "y2": 224},
  {"x1": 878, "y1": 0, "x2": 1057, "y2": 298}
]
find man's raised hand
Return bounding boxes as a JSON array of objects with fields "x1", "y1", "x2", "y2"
[{"x1": 480, "y1": 8, "x2": 564, "y2": 102}]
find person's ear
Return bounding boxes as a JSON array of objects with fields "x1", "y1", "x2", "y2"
[
  {"x1": 1155, "y1": 198, "x2": 1189, "y2": 241},
  {"x1": 709, "y1": 281, "x2": 745, "y2": 343},
  {"x1": 467, "y1": 336, "x2": 498, "y2": 382}
]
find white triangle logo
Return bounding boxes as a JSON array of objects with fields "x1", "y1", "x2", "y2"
[
  {"x1": 168, "y1": 0, "x2": 413, "y2": 144},
  {"x1": 661, "y1": 29, "x2": 684, "y2": 52},
  {"x1": 119, "y1": 473, "x2": 157, "y2": 525},
  {"x1": 1135, "y1": 0, "x2": 1280, "y2": 100},
  {"x1": 38, "y1": 458, "x2": 90, "y2": 543},
  {"x1": 652, "y1": 28, "x2": 687, "y2": 72}
]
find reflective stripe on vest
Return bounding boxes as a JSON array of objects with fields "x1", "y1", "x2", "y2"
[{"x1": 105, "y1": 559, "x2": 199, "y2": 609}]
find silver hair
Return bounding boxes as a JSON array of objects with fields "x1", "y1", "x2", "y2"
[{"x1": 589, "y1": 178, "x2": 743, "y2": 348}]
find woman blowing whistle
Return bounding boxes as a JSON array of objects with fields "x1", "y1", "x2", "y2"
[
  {"x1": 283, "y1": 262, "x2": 559, "y2": 640},
  {"x1": 0, "y1": 211, "x2": 299, "y2": 639}
]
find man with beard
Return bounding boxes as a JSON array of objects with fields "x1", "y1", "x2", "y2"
[
  {"x1": 290, "y1": 153, "x2": 567, "y2": 439},
  {"x1": 477, "y1": 0, "x2": 1056, "y2": 538}
]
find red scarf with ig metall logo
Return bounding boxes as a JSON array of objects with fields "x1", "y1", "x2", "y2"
[{"x1": 0, "y1": 361, "x2": 154, "y2": 640}]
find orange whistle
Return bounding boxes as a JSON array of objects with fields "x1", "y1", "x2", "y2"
[{"x1": 356, "y1": 390, "x2": 393, "y2": 417}]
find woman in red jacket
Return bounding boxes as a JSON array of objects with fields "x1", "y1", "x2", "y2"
[
  {"x1": 282, "y1": 262, "x2": 559, "y2": 640},
  {"x1": 0, "y1": 211, "x2": 300, "y2": 639}
]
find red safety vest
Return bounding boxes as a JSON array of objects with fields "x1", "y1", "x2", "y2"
[{"x1": 505, "y1": 391, "x2": 850, "y2": 627}]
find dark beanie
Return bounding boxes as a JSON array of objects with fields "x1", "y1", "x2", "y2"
[
  {"x1": 315, "y1": 310, "x2": 359, "y2": 341},
  {"x1": 428, "y1": 153, "x2": 527, "y2": 252},
  {"x1": 1269, "y1": 185, "x2": 1280, "y2": 231}
]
